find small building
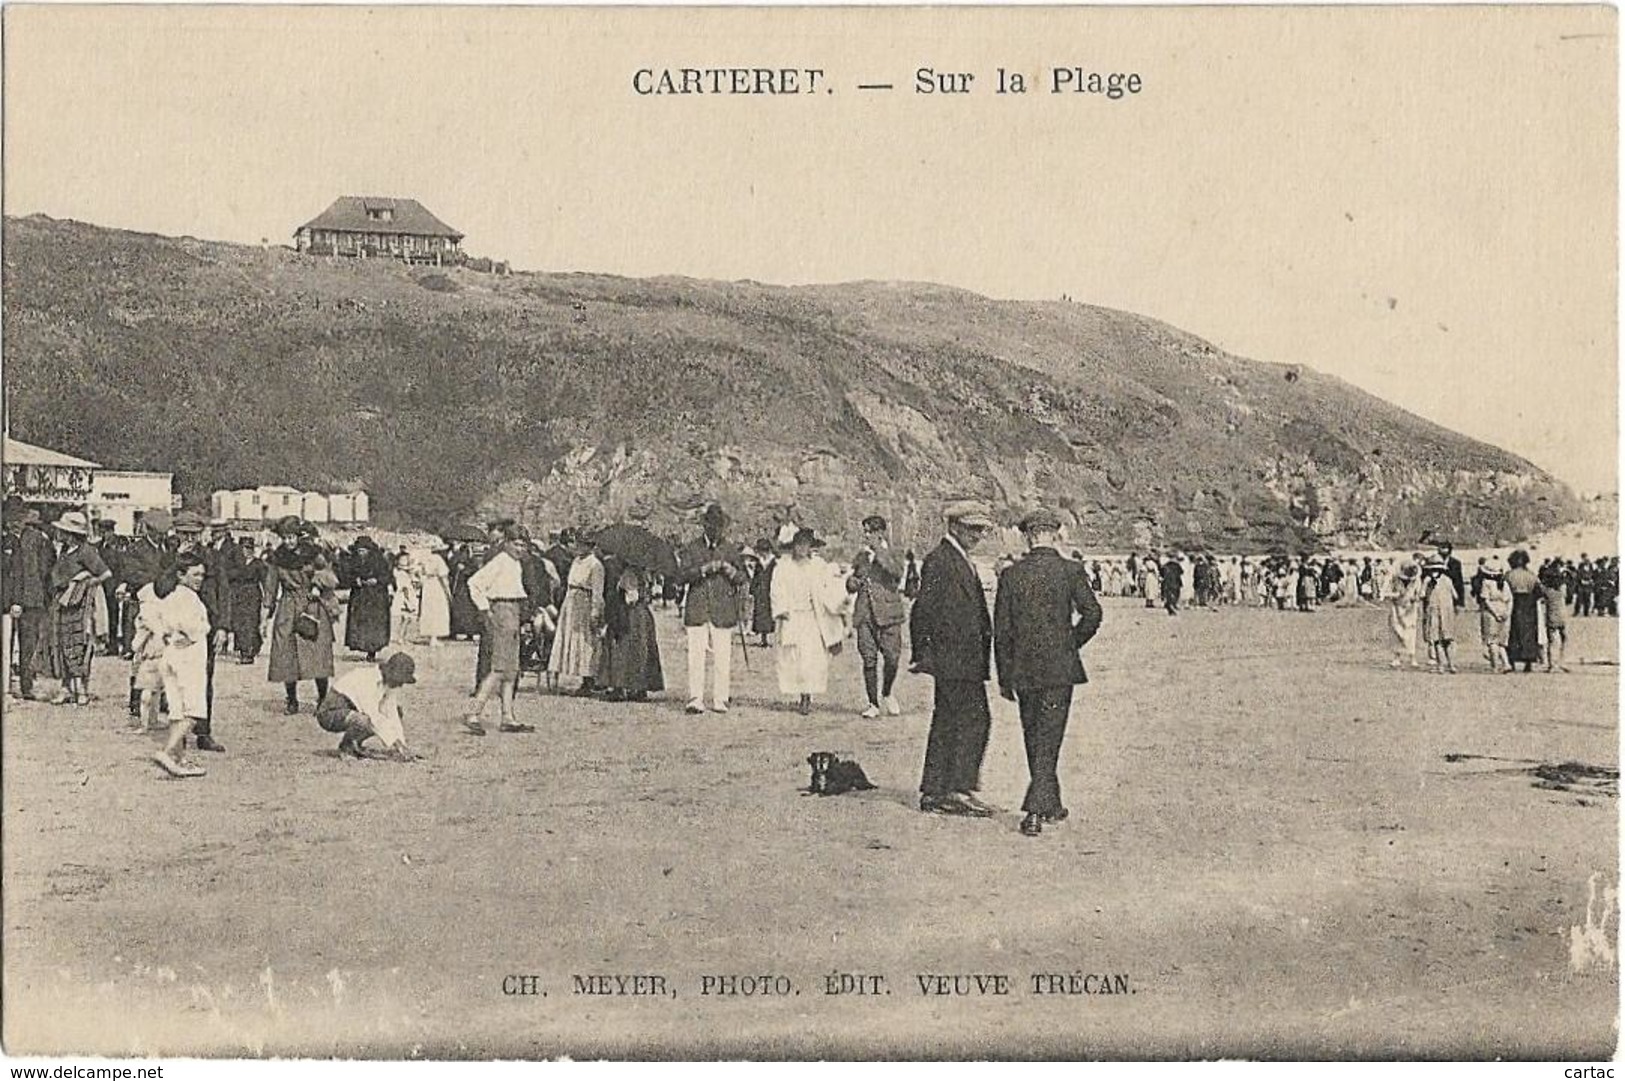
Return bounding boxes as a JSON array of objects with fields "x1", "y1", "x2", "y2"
[
  {"x1": 328, "y1": 493, "x2": 356, "y2": 523},
  {"x1": 352, "y1": 491, "x2": 371, "y2": 523},
  {"x1": 293, "y1": 196, "x2": 464, "y2": 264},
  {"x1": 87, "y1": 470, "x2": 174, "y2": 535},
  {"x1": 302, "y1": 491, "x2": 330, "y2": 523},
  {"x1": 258, "y1": 485, "x2": 303, "y2": 520},
  {"x1": 234, "y1": 488, "x2": 265, "y2": 522},
  {"x1": 3, "y1": 436, "x2": 98, "y2": 506}
]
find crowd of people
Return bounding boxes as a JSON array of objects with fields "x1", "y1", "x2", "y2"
[{"x1": 1, "y1": 493, "x2": 1613, "y2": 823}]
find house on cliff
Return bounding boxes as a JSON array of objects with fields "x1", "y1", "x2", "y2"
[{"x1": 294, "y1": 196, "x2": 463, "y2": 264}]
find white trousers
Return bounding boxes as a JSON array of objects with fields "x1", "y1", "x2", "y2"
[{"x1": 686, "y1": 624, "x2": 733, "y2": 706}]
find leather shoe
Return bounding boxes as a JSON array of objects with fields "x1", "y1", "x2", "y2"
[
  {"x1": 959, "y1": 793, "x2": 999, "y2": 817},
  {"x1": 195, "y1": 735, "x2": 226, "y2": 753},
  {"x1": 1019, "y1": 813, "x2": 1043, "y2": 837},
  {"x1": 283, "y1": 700, "x2": 300, "y2": 716}
]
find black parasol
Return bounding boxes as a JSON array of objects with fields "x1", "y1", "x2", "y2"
[{"x1": 593, "y1": 523, "x2": 679, "y2": 576}]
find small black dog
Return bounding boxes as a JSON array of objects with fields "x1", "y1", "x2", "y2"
[{"x1": 806, "y1": 751, "x2": 877, "y2": 796}]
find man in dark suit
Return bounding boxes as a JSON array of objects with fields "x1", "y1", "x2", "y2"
[
  {"x1": 994, "y1": 509, "x2": 1104, "y2": 837},
  {"x1": 846, "y1": 514, "x2": 908, "y2": 718},
  {"x1": 677, "y1": 503, "x2": 746, "y2": 714},
  {"x1": 1436, "y1": 542, "x2": 1467, "y2": 613},
  {"x1": 911, "y1": 500, "x2": 998, "y2": 817},
  {"x1": 9, "y1": 506, "x2": 56, "y2": 701}
]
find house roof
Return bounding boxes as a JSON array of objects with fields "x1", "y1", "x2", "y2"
[
  {"x1": 4, "y1": 437, "x2": 100, "y2": 469},
  {"x1": 296, "y1": 196, "x2": 464, "y2": 240}
]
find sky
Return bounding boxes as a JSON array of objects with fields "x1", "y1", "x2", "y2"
[{"x1": 4, "y1": 5, "x2": 1617, "y2": 492}]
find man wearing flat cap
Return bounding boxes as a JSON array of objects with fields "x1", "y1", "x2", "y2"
[
  {"x1": 911, "y1": 499, "x2": 998, "y2": 817},
  {"x1": 847, "y1": 514, "x2": 908, "y2": 718},
  {"x1": 677, "y1": 503, "x2": 746, "y2": 713},
  {"x1": 994, "y1": 508, "x2": 1103, "y2": 837}
]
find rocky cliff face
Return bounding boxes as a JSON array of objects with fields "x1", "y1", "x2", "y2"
[{"x1": 2, "y1": 215, "x2": 1581, "y2": 554}]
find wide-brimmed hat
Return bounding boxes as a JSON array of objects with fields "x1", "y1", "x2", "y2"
[
  {"x1": 54, "y1": 510, "x2": 90, "y2": 535},
  {"x1": 1482, "y1": 556, "x2": 1506, "y2": 577},
  {"x1": 143, "y1": 509, "x2": 174, "y2": 533},
  {"x1": 790, "y1": 527, "x2": 826, "y2": 549},
  {"x1": 380, "y1": 652, "x2": 417, "y2": 686},
  {"x1": 274, "y1": 515, "x2": 304, "y2": 537},
  {"x1": 944, "y1": 499, "x2": 995, "y2": 529},
  {"x1": 1422, "y1": 557, "x2": 1448, "y2": 573},
  {"x1": 173, "y1": 510, "x2": 205, "y2": 534},
  {"x1": 702, "y1": 503, "x2": 730, "y2": 529},
  {"x1": 861, "y1": 514, "x2": 888, "y2": 532}
]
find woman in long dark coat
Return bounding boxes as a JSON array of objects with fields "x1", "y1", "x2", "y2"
[
  {"x1": 601, "y1": 559, "x2": 663, "y2": 702},
  {"x1": 343, "y1": 536, "x2": 393, "y2": 661},
  {"x1": 227, "y1": 537, "x2": 268, "y2": 663},
  {"x1": 266, "y1": 518, "x2": 340, "y2": 713},
  {"x1": 447, "y1": 543, "x2": 483, "y2": 640},
  {"x1": 750, "y1": 537, "x2": 779, "y2": 648},
  {"x1": 1504, "y1": 549, "x2": 1543, "y2": 674}
]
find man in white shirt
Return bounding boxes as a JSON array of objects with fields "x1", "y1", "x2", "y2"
[
  {"x1": 318, "y1": 652, "x2": 420, "y2": 760},
  {"x1": 464, "y1": 525, "x2": 535, "y2": 735}
]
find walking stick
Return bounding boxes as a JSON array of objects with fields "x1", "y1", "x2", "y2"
[{"x1": 736, "y1": 616, "x2": 752, "y2": 670}]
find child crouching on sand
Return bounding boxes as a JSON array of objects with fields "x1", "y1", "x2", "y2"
[{"x1": 316, "y1": 652, "x2": 421, "y2": 761}]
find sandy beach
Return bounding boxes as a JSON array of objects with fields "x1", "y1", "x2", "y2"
[{"x1": 2, "y1": 598, "x2": 1616, "y2": 1059}]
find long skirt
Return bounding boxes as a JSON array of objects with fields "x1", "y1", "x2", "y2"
[
  {"x1": 345, "y1": 585, "x2": 392, "y2": 653},
  {"x1": 604, "y1": 605, "x2": 664, "y2": 694},
  {"x1": 548, "y1": 589, "x2": 602, "y2": 679},
  {"x1": 1507, "y1": 592, "x2": 1542, "y2": 663},
  {"x1": 419, "y1": 577, "x2": 452, "y2": 638},
  {"x1": 450, "y1": 579, "x2": 482, "y2": 638},
  {"x1": 36, "y1": 600, "x2": 94, "y2": 681},
  {"x1": 776, "y1": 611, "x2": 831, "y2": 695}
]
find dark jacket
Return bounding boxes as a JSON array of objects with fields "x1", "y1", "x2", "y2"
[
  {"x1": 12, "y1": 524, "x2": 55, "y2": 610},
  {"x1": 1445, "y1": 555, "x2": 1467, "y2": 610},
  {"x1": 994, "y1": 547, "x2": 1103, "y2": 692},
  {"x1": 847, "y1": 544, "x2": 908, "y2": 628},
  {"x1": 677, "y1": 535, "x2": 745, "y2": 628},
  {"x1": 199, "y1": 537, "x2": 242, "y2": 631},
  {"x1": 909, "y1": 537, "x2": 991, "y2": 682},
  {"x1": 119, "y1": 535, "x2": 174, "y2": 593}
]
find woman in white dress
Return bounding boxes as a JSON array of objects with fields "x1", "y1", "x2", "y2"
[
  {"x1": 414, "y1": 547, "x2": 452, "y2": 645},
  {"x1": 391, "y1": 553, "x2": 420, "y2": 645},
  {"x1": 549, "y1": 536, "x2": 606, "y2": 695},
  {"x1": 769, "y1": 528, "x2": 848, "y2": 716}
]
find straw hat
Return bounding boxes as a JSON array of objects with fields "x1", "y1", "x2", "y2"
[{"x1": 53, "y1": 510, "x2": 90, "y2": 535}]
